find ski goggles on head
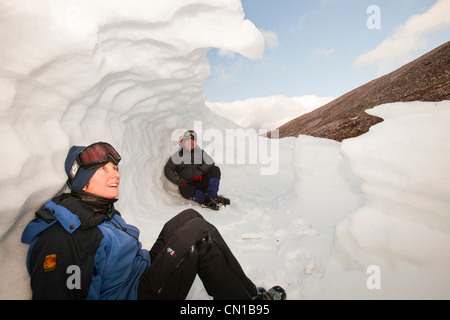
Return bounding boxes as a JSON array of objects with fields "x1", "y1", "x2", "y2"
[
  {"x1": 67, "y1": 142, "x2": 121, "y2": 187},
  {"x1": 77, "y1": 142, "x2": 121, "y2": 169}
]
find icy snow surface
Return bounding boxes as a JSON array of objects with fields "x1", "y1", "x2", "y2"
[{"x1": 1, "y1": 1, "x2": 450, "y2": 299}]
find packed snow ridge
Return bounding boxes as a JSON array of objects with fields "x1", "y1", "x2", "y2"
[{"x1": 1, "y1": 0, "x2": 449, "y2": 299}]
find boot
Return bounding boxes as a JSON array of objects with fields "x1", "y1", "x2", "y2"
[
  {"x1": 202, "y1": 197, "x2": 219, "y2": 211},
  {"x1": 252, "y1": 286, "x2": 286, "y2": 300},
  {"x1": 216, "y1": 195, "x2": 230, "y2": 206}
]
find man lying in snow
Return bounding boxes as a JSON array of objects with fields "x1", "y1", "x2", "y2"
[
  {"x1": 164, "y1": 130, "x2": 230, "y2": 210},
  {"x1": 21, "y1": 141, "x2": 285, "y2": 300}
]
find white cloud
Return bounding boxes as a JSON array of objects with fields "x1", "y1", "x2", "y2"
[
  {"x1": 260, "y1": 29, "x2": 279, "y2": 49},
  {"x1": 217, "y1": 48, "x2": 236, "y2": 59},
  {"x1": 206, "y1": 95, "x2": 335, "y2": 130},
  {"x1": 355, "y1": 0, "x2": 450, "y2": 71}
]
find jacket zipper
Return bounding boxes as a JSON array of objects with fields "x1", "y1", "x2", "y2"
[
  {"x1": 107, "y1": 215, "x2": 139, "y2": 242},
  {"x1": 106, "y1": 216, "x2": 149, "y2": 265}
]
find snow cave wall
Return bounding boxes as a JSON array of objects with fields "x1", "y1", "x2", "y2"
[{"x1": 0, "y1": 0, "x2": 263, "y2": 298}]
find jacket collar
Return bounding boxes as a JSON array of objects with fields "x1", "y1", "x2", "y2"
[
  {"x1": 70, "y1": 191, "x2": 118, "y2": 216},
  {"x1": 46, "y1": 191, "x2": 119, "y2": 230}
]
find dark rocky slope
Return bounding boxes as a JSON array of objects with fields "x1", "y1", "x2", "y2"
[{"x1": 274, "y1": 41, "x2": 450, "y2": 142}]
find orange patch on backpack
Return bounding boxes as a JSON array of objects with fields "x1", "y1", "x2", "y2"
[{"x1": 43, "y1": 254, "x2": 56, "y2": 272}]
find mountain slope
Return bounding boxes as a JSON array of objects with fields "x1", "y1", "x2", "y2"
[{"x1": 275, "y1": 41, "x2": 450, "y2": 142}]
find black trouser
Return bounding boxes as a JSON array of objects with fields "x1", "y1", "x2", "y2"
[
  {"x1": 137, "y1": 209, "x2": 257, "y2": 300},
  {"x1": 178, "y1": 165, "x2": 221, "y2": 203}
]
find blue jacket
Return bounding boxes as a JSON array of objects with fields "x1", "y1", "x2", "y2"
[{"x1": 21, "y1": 192, "x2": 151, "y2": 300}]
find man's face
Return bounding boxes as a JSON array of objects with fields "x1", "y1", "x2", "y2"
[
  {"x1": 184, "y1": 139, "x2": 196, "y2": 150},
  {"x1": 83, "y1": 162, "x2": 120, "y2": 199}
]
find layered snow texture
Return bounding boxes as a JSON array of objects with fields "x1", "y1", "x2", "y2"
[
  {"x1": 1, "y1": 0, "x2": 450, "y2": 299},
  {"x1": 0, "y1": 0, "x2": 263, "y2": 299}
]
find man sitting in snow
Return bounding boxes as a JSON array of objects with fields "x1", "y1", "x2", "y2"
[
  {"x1": 21, "y1": 141, "x2": 285, "y2": 300},
  {"x1": 164, "y1": 130, "x2": 230, "y2": 210}
]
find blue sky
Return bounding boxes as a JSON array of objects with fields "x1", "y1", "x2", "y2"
[{"x1": 204, "y1": 0, "x2": 450, "y2": 102}]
